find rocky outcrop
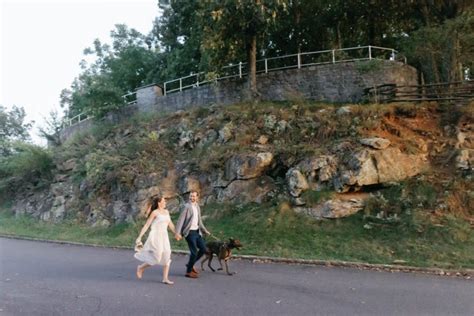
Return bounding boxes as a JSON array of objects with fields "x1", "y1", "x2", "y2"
[
  {"x1": 287, "y1": 138, "x2": 428, "y2": 198},
  {"x1": 14, "y1": 101, "x2": 467, "y2": 225},
  {"x1": 225, "y1": 152, "x2": 273, "y2": 180},
  {"x1": 360, "y1": 137, "x2": 391, "y2": 149},
  {"x1": 286, "y1": 168, "x2": 309, "y2": 197},
  {"x1": 456, "y1": 149, "x2": 474, "y2": 171},
  {"x1": 216, "y1": 176, "x2": 276, "y2": 204},
  {"x1": 286, "y1": 137, "x2": 428, "y2": 218},
  {"x1": 335, "y1": 147, "x2": 428, "y2": 192},
  {"x1": 293, "y1": 198, "x2": 364, "y2": 219},
  {"x1": 455, "y1": 121, "x2": 474, "y2": 171}
]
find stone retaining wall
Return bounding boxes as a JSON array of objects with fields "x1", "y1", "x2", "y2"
[{"x1": 60, "y1": 60, "x2": 418, "y2": 142}]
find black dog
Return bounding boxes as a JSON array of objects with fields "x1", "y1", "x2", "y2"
[{"x1": 201, "y1": 238, "x2": 243, "y2": 275}]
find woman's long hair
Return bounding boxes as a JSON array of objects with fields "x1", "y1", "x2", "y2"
[{"x1": 145, "y1": 195, "x2": 164, "y2": 218}]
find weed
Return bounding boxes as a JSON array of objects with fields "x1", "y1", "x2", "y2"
[{"x1": 301, "y1": 189, "x2": 334, "y2": 206}]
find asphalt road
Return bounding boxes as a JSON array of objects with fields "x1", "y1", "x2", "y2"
[{"x1": 0, "y1": 237, "x2": 473, "y2": 316}]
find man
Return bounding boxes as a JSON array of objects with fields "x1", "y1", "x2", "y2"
[{"x1": 175, "y1": 191, "x2": 210, "y2": 278}]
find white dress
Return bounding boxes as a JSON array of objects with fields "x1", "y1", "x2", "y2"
[{"x1": 134, "y1": 213, "x2": 172, "y2": 266}]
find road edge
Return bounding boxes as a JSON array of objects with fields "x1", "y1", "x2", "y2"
[{"x1": 1, "y1": 233, "x2": 472, "y2": 279}]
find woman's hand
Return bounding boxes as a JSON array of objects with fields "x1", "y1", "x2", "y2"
[{"x1": 135, "y1": 237, "x2": 142, "y2": 244}]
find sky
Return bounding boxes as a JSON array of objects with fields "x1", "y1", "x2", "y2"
[{"x1": 1, "y1": 0, "x2": 160, "y2": 144}]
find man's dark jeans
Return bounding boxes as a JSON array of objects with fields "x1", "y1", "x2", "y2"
[{"x1": 185, "y1": 230, "x2": 206, "y2": 273}]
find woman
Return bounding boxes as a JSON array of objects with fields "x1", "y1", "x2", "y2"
[{"x1": 134, "y1": 196, "x2": 176, "y2": 285}]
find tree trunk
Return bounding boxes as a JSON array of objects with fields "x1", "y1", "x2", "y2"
[
  {"x1": 421, "y1": 0, "x2": 442, "y2": 83},
  {"x1": 336, "y1": 22, "x2": 342, "y2": 49},
  {"x1": 249, "y1": 35, "x2": 258, "y2": 98},
  {"x1": 451, "y1": 34, "x2": 463, "y2": 82},
  {"x1": 295, "y1": 3, "x2": 301, "y2": 54}
]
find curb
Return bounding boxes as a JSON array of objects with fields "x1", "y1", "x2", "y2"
[{"x1": 1, "y1": 233, "x2": 472, "y2": 279}]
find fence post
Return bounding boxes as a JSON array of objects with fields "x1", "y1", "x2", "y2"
[
  {"x1": 179, "y1": 78, "x2": 182, "y2": 92},
  {"x1": 239, "y1": 62, "x2": 242, "y2": 79},
  {"x1": 368, "y1": 45, "x2": 372, "y2": 60},
  {"x1": 265, "y1": 59, "x2": 268, "y2": 73},
  {"x1": 164, "y1": 82, "x2": 167, "y2": 95},
  {"x1": 196, "y1": 74, "x2": 199, "y2": 87},
  {"x1": 297, "y1": 53, "x2": 301, "y2": 69},
  {"x1": 332, "y1": 50, "x2": 335, "y2": 63}
]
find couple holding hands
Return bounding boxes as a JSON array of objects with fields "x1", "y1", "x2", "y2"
[{"x1": 134, "y1": 191, "x2": 210, "y2": 284}]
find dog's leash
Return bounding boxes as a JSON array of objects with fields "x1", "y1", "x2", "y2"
[{"x1": 207, "y1": 233, "x2": 221, "y2": 241}]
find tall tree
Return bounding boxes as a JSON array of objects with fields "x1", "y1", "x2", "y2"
[
  {"x1": 201, "y1": 0, "x2": 289, "y2": 98},
  {"x1": 402, "y1": 0, "x2": 474, "y2": 83},
  {"x1": 147, "y1": 0, "x2": 205, "y2": 83}
]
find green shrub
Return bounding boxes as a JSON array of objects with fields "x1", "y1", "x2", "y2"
[
  {"x1": 0, "y1": 143, "x2": 54, "y2": 195},
  {"x1": 84, "y1": 149, "x2": 129, "y2": 189}
]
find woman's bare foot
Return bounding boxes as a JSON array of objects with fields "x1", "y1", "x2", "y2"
[
  {"x1": 136, "y1": 266, "x2": 143, "y2": 279},
  {"x1": 162, "y1": 279, "x2": 174, "y2": 285}
]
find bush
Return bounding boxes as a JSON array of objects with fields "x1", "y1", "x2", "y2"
[
  {"x1": 0, "y1": 143, "x2": 54, "y2": 195},
  {"x1": 84, "y1": 149, "x2": 129, "y2": 189}
]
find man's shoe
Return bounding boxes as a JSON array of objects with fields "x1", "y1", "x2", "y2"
[
  {"x1": 186, "y1": 264, "x2": 199, "y2": 274},
  {"x1": 185, "y1": 271, "x2": 199, "y2": 279}
]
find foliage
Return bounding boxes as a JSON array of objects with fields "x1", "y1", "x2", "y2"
[
  {"x1": 0, "y1": 143, "x2": 54, "y2": 196},
  {"x1": 61, "y1": 24, "x2": 158, "y2": 118},
  {"x1": 84, "y1": 149, "x2": 129, "y2": 189},
  {"x1": 200, "y1": 0, "x2": 289, "y2": 95},
  {"x1": 59, "y1": 1, "x2": 474, "y2": 118},
  {"x1": 38, "y1": 110, "x2": 63, "y2": 146},
  {"x1": 363, "y1": 180, "x2": 439, "y2": 231},
  {"x1": 401, "y1": 9, "x2": 474, "y2": 83},
  {"x1": 0, "y1": 105, "x2": 32, "y2": 157}
]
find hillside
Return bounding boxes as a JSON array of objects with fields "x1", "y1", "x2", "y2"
[{"x1": 2, "y1": 100, "x2": 473, "y2": 268}]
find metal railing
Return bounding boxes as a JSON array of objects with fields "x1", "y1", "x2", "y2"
[
  {"x1": 63, "y1": 45, "x2": 401, "y2": 128},
  {"x1": 62, "y1": 112, "x2": 91, "y2": 127},
  {"x1": 122, "y1": 91, "x2": 137, "y2": 105},
  {"x1": 163, "y1": 45, "x2": 402, "y2": 95},
  {"x1": 62, "y1": 91, "x2": 138, "y2": 127}
]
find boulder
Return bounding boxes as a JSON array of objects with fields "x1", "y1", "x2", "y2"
[
  {"x1": 321, "y1": 199, "x2": 364, "y2": 218},
  {"x1": 286, "y1": 168, "x2": 309, "y2": 197},
  {"x1": 178, "y1": 175, "x2": 201, "y2": 195},
  {"x1": 297, "y1": 155, "x2": 338, "y2": 184},
  {"x1": 293, "y1": 198, "x2": 364, "y2": 219},
  {"x1": 50, "y1": 196, "x2": 66, "y2": 221},
  {"x1": 257, "y1": 135, "x2": 269, "y2": 145},
  {"x1": 111, "y1": 200, "x2": 130, "y2": 222},
  {"x1": 218, "y1": 122, "x2": 234, "y2": 143},
  {"x1": 276, "y1": 120, "x2": 289, "y2": 133},
  {"x1": 216, "y1": 176, "x2": 275, "y2": 204},
  {"x1": 360, "y1": 137, "x2": 391, "y2": 150},
  {"x1": 373, "y1": 148, "x2": 428, "y2": 183},
  {"x1": 12, "y1": 190, "x2": 53, "y2": 219},
  {"x1": 178, "y1": 130, "x2": 194, "y2": 148},
  {"x1": 456, "y1": 149, "x2": 474, "y2": 171},
  {"x1": 335, "y1": 148, "x2": 428, "y2": 192},
  {"x1": 225, "y1": 152, "x2": 274, "y2": 180}
]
